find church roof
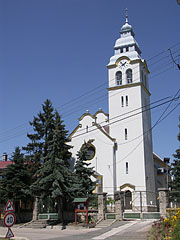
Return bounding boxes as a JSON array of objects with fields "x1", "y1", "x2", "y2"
[{"x1": 69, "y1": 110, "x2": 115, "y2": 142}]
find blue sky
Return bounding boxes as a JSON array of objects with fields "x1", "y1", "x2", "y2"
[{"x1": 0, "y1": 0, "x2": 180, "y2": 161}]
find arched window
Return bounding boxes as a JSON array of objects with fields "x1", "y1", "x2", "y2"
[
  {"x1": 126, "y1": 69, "x2": 132, "y2": 83},
  {"x1": 116, "y1": 71, "x2": 122, "y2": 85}
]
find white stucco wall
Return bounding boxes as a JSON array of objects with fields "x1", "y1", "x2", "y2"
[
  {"x1": 70, "y1": 112, "x2": 115, "y2": 195},
  {"x1": 107, "y1": 58, "x2": 155, "y2": 196}
]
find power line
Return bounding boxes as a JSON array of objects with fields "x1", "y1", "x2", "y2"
[
  {"x1": 71, "y1": 95, "x2": 172, "y2": 136},
  {"x1": 71, "y1": 94, "x2": 180, "y2": 139},
  {"x1": 0, "y1": 44, "x2": 179, "y2": 143},
  {"x1": 168, "y1": 48, "x2": 180, "y2": 70},
  {"x1": 112, "y1": 101, "x2": 180, "y2": 167},
  {"x1": 61, "y1": 55, "x2": 180, "y2": 119},
  {"x1": 53, "y1": 43, "x2": 180, "y2": 111},
  {"x1": 112, "y1": 87, "x2": 180, "y2": 166}
]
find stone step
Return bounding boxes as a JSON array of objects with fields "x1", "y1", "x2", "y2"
[
  {"x1": 95, "y1": 219, "x2": 115, "y2": 228},
  {"x1": 21, "y1": 220, "x2": 48, "y2": 229}
]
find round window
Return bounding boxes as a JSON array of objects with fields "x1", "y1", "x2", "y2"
[{"x1": 86, "y1": 145, "x2": 96, "y2": 160}]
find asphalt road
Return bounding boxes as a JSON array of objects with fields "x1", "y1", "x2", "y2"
[{"x1": 0, "y1": 220, "x2": 153, "y2": 240}]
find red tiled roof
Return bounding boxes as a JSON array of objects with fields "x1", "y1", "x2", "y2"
[{"x1": 0, "y1": 161, "x2": 13, "y2": 169}]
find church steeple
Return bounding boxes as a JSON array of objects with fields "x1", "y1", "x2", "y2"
[{"x1": 108, "y1": 10, "x2": 141, "y2": 66}]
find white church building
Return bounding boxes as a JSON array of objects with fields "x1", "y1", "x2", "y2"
[{"x1": 69, "y1": 12, "x2": 168, "y2": 211}]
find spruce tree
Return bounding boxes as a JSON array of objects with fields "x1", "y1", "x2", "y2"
[
  {"x1": 170, "y1": 118, "x2": 180, "y2": 203},
  {"x1": 0, "y1": 147, "x2": 31, "y2": 222},
  {"x1": 30, "y1": 111, "x2": 72, "y2": 224},
  {"x1": 73, "y1": 141, "x2": 96, "y2": 199},
  {"x1": 23, "y1": 99, "x2": 55, "y2": 172}
]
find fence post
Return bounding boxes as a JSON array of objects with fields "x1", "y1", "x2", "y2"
[
  {"x1": 158, "y1": 188, "x2": 169, "y2": 218},
  {"x1": 97, "y1": 192, "x2": 107, "y2": 220},
  {"x1": 114, "y1": 191, "x2": 123, "y2": 220}
]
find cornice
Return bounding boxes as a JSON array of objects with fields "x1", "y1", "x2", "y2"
[
  {"x1": 93, "y1": 122, "x2": 116, "y2": 142},
  {"x1": 78, "y1": 112, "x2": 96, "y2": 121},
  {"x1": 68, "y1": 124, "x2": 82, "y2": 140},
  {"x1": 108, "y1": 82, "x2": 151, "y2": 96},
  {"x1": 94, "y1": 109, "x2": 109, "y2": 119},
  {"x1": 107, "y1": 56, "x2": 150, "y2": 74},
  {"x1": 120, "y1": 183, "x2": 135, "y2": 191}
]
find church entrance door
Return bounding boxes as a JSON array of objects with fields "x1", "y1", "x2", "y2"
[{"x1": 124, "y1": 190, "x2": 132, "y2": 210}]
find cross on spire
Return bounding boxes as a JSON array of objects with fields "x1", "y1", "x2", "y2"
[{"x1": 125, "y1": 8, "x2": 128, "y2": 23}]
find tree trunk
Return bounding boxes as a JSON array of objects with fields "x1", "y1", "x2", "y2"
[
  {"x1": 57, "y1": 197, "x2": 65, "y2": 228},
  {"x1": 15, "y1": 200, "x2": 21, "y2": 223}
]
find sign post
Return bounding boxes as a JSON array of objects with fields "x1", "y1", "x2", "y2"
[{"x1": 4, "y1": 200, "x2": 15, "y2": 239}]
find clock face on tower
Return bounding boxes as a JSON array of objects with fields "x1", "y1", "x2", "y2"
[{"x1": 118, "y1": 59, "x2": 129, "y2": 70}]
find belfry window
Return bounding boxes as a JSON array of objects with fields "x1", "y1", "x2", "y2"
[
  {"x1": 126, "y1": 162, "x2": 129, "y2": 174},
  {"x1": 126, "y1": 47, "x2": 129, "y2": 52},
  {"x1": 126, "y1": 96, "x2": 128, "y2": 106},
  {"x1": 121, "y1": 48, "x2": 123, "y2": 53},
  {"x1": 121, "y1": 96, "x2": 124, "y2": 107},
  {"x1": 126, "y1": 69, "x2": 132, "y2": 83},
  {"x1": 116, "y1": 71, "x2": 122, "y2": 85},
  {"x1": 125, "y1": 128, "x2": 128, "y2": 140}
]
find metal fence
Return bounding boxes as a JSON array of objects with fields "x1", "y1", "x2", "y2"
[
  {"x1": 107, "y1": 191, "x2": 159, "y2": 213},
  {"x1": 168, "y1": 191, "x2": 180, "y2": 208}
]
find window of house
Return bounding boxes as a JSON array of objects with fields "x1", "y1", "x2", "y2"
[
  {"x1": 126, "y1": 162, "x2": 128, "y2": 174},
  {"x1": 126, "y1": 69, "x2": 132, "y2": 83},
  {"x1": 121, "y1": 96, "x2": 124, "y2": 107},
  {"x1": 126, "y1": 96, "x2": 128, "y2": 106},
  {"x1": 86, "y1": 125, "x2": 88, "y2": 133},
  {"x1": 116, "y1": 71, "x2": 122, "y2": 85},
  {"x1": 125, "y1": 128, "x2": 128, "y2": 140}
]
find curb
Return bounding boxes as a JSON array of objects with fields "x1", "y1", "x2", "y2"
[{"x1": 0, "y1": 235, "x2": 30, "y2": 240}]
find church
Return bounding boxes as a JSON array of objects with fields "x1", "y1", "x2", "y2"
[{"x1": 69, "y1": 11, "x2": 168, "y2": 212}]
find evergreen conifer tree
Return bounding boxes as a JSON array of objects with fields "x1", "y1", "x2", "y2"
[
  {"x1": 0, "y1": 147, "x2": 31, "y2": 222},
  {"x1": 170, "y1": 118, "x2": 180, "y2": 202},
  {"x1": 73, "y1": 141, "x2": 96, "y2": 198},
  {"x1": 30, "y1": 111, "x2": 72, "y2": 224},
  {"x1": 23, "y1": 99, "x2": 55, "y2": 172}
]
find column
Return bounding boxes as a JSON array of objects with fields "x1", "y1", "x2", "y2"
[
  {"x1": 114, "y1": 191, "x2": 123, "y2": 220},
  {"x1": 158, "y1": 188, "x2": 169, "y2": 218},
  {"x1": 32, "y1": 197, "x2": 39, "y2": 220},
  {"x1": 98, "y1": 192, "x2": 107, "y2": 220}
]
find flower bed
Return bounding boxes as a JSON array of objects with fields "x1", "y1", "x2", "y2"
[{"x1": 148, "y1": 208, "x2": 180, "y2": 239}]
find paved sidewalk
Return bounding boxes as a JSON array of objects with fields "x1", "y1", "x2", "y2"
[
  {"x1": 0, "y1": 226, "x2": 98, "y2": 240},
  {"x1": 0, "y1": 220, "x2": 153, "y2": 240}
]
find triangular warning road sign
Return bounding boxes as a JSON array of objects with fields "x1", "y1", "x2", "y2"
[
  {"x1": 4, "y1": 200, "x2": 14, "y2": 212},
  {"x1": 5, "y1": 228, "x2": 14, "y2": 238}
]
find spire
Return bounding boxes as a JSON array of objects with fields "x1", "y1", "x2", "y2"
[
  {"x1": 125, "y1": 8, "x2": 128, "y2": 23},
  {"x1": 107, "y1": 9, "x2": 142, "y2": 66}
]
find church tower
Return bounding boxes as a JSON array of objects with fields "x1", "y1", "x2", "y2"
[{"x1": 107, "y1": 10, "x2": 156, "y2": 210}]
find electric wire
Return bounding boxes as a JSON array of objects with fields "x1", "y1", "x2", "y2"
[
  {"x1": 0, "y1": 43, "x2": 179, "y2": 144},
  {"x1": 70, "y1": 95, "x2": 172, "y2": 136},
  {"x1": 108, "y1": 88, "x2": 180, "y2": 166},
  {"x1": 71, "y1": 94, "x2": 180, "y2": 139}
]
